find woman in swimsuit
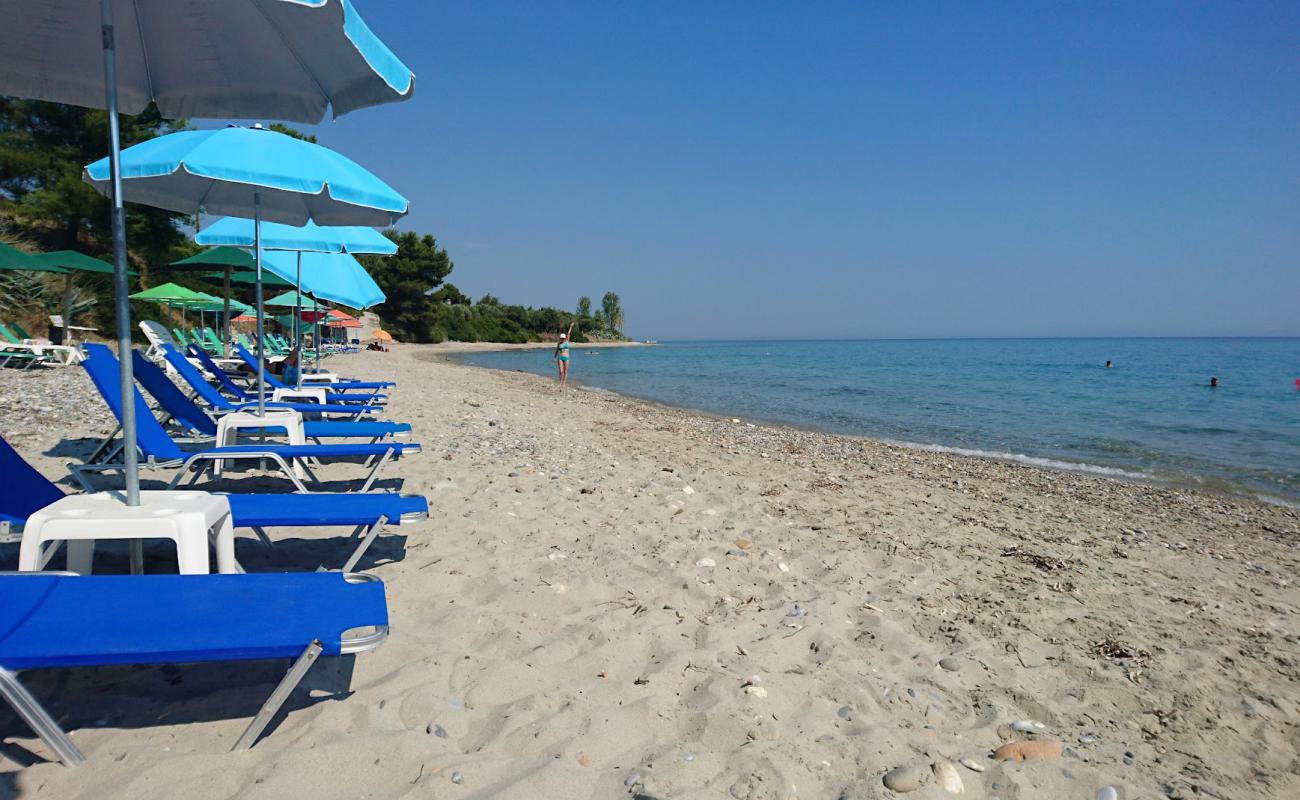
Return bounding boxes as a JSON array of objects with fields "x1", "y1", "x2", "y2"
[{"x1": 553, "y1": 322, "x2": 574, "y2": 385}]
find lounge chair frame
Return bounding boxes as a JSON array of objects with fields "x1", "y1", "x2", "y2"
[{"x1": 0, "y1": 572, "x2": 388, "y2": 765}]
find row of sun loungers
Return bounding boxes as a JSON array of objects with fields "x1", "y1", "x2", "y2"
[{"x1": 0, "y1": 335, "x2": 424, "y2": 766}]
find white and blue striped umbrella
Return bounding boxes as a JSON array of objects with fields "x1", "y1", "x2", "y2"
[
  {"x1": 0, "y1": 0, "x2": 414, "y2": 123},
  {"x1": 196, "y1": 217, "x2": 398, "y2": 255}
]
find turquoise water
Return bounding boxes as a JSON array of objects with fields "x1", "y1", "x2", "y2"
[{"x1": 457, "y1": 339, "x2": 1300, "y2": 504}]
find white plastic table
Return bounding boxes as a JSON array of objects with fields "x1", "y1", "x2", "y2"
[
  {"x1": 298, "y1": 372, "x2": 339, "y2": 385},
  {"x1": 19, "y1": 491, "x2": 237, "y2": 575},
  {"x1": 272, "y1": 386, "x2": 328, "y2": 405},
  {"x1": 214, "y1": 409, "x2": 306, "y2": 478}
]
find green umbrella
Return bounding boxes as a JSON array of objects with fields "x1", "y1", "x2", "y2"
[
  {"x1": 34, "y1": 250, "x2": 141, "y2": 342},
  {"x1": 0, "y1": 243, "x2": 67, "y2": 272},
  {"x1": 130, "y1": 282, "x2": 210, "y2": 303},
  {"x1": 264, "y1": 289, "x2": 324, "y2": 310},
  {"x1": 198, "y1": 270, "x2": 293, "y2": 288},
  {"x1": 35, "y1": 250, "x2": 137, "y2": 275},
  {"x1": 171, "y1": 246, "x2": 255, "y2": 269}
]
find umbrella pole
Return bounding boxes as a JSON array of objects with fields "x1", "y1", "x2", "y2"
[
  {"x1": 254, "y1": 193, "x2": 265, "y2": 418},
  {"x1": 223, "y1": 265, "x2": 232, "y2": 358},
  {"x1": 62, "y1": 272, "x2": 73, "y2": 344},
  {"x1": 100, "y1": 0, "x2": 139, "y2": 507},
  {"x1": 295, "y1": 251, "x2": 302, "y2": 389}
]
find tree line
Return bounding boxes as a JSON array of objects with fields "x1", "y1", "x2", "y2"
[{"x1": 0, "y1": 97, "x2": 627, "y2": 345}]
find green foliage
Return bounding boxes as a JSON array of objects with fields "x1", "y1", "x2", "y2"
[
  {"x1": 358, "y1": 230, "x2": 454, "y2": 343},
  {"x1": 576, "y1": 295, "x2": 591, "y2": 317},
  {"x1": 0, "y1": 99, "x2": 194, "y2": 337},
  {"x1": 601, "y1": 291, "x2": 624, "y2": 333},
  {"x1": 267, "y1": 123, "x2": 316, "y2": 143}
]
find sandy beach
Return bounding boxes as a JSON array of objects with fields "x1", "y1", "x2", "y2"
[{"x1": 2, "y1": 342, "x2": 1298, "y2": 800}]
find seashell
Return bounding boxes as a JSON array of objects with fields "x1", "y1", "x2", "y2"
[
  {"x1": 1011, "y1": 719, "x2": 1046, "y2": 732},
  {"x1": 1097, "y1": 787, "x2": 1119, "y2": 800},
  {"x1": 993, "y1": 740, "x2": 1063, "y2": 762},
  {"x1": 957, "y1": 755, "x2": 985, "y2": 772},
  {"x1": 931, "y1": 757, "x2": 965, "y2": 794},
  {"x1": 882, "y1": 763, "x2": 929, "y2": 793}
]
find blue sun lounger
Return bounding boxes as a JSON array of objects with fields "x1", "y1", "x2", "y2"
[
  {"x1": 160, "y1": 344, "x2": 394, "y2": 423},
  {"x1": 232, "y1": 344, "x2": 385, "y2": 404},
  {"x1": 1, "y1": 436, "x2": 427, "y2": 573},
  {"x1": 0, "y1": 571, "x2": 388, "y2": 764},
  {"x1": 75, "y1": 344, "x2": 420, "y2": 493},
  {"x1": 137, "y1": 350, "x2": 410, "y2": 443},
  {"x1": 188, "y1": 345, "x2": 383, "y2": 416}
]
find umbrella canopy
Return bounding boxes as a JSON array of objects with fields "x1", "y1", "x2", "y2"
[
  {"x1": 264, "y1": 290, "x2": 324, "y2": 311},
  {"x1": 199, "y1": 270, "x2": 294, "y2": 289},
  {"x1": 0, "y1": 1, "x2": 415, "y2": 123},
  {"x1": 171, "y1": 246, "x2": 255, "y2": 269},
  {"x1": 34, "y1": 250, "x2": 136, "y2": 275},
  {"x1": 372, "y1": 329, "x2": 393, "y2": 341},
  {"x1": 130, "y1": 282, "x2": 210, "y2": 304},
  {"x1": 84, "y1": 126, "x2": 409, "y2": 227},
  {"x1": 196, "y1": 218, "x2": 397, "y2": 255},
  {"x1": 261, "y1": 250, "x2": 385, "y2": 309},
  {"x1": 0, "y1": 243, "x2": 66, "y2": 273},
  {"x1": 326, "y1": 310, "x2": 362, "y2": 328}
]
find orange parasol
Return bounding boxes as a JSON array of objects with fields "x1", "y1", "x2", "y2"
[{"x1": 372, "y1": 329, "x2": 393, "y2": 341}]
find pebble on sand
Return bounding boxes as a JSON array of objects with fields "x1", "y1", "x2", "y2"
[
  {"x1": 882, "y1": 763, "x2": 929, "y2": 793},
  {"x1": 1096, "y1": 787, "x2": 1119, "y2": 800},
  {"x1": 938, "y1": 656, "x2": 961, "y2": 672},
  {"x1": 1010, "y1": 719, "x2": 1047, "y2": 732},
  {"x1": 744, "y1": 685, "x2": 768, "y2": 697},
  {"x1": 931, "y1": 757, "x2": 965, "y2": 794},
  {"x1": 992, "y1": 740, "x2": 1064, "y2": 762},
  {"x1": 957, "y1": 756, "x2": 985, "y2": 773},
  {"x1": 696, "y1": 558, "x2": 716, "y2": 568}
]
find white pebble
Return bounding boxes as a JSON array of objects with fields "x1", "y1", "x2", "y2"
[
  {"x1": 744, "y1": 685, "x2": 768, "y2": 697},
  {"x1": 696, "y1": 558, "x2": 716, "y2": 568},
  {"x1": 1011, "y1": 719, "x2": 1046, "y2": 732},
  {"x1": 778, "y1": 562, "x2": 790, "y2": 572}
]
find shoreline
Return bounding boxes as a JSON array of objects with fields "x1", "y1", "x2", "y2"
[{"x1": 427, "y1": 342, "x2": 1300, "y2": 511}]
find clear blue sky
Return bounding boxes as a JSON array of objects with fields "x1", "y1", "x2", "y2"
[{"x1": 270, "y1": 2, "x2": 1299, "y2": 339}]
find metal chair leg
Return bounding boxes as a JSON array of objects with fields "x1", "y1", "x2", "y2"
[
  {"x1": 0, "y1": 668, "x2": 86, "y2": 766},
  {"x1": 232, "y1": 640, "x2": 323, "y2": 751}
]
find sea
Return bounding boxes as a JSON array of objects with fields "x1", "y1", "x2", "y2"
[{"x1": 455, "y1": 338, "x2": 1300, "y2": 506}]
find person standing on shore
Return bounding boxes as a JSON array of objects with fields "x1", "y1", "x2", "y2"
[{"x1": 554, "y1": 321, "x2": 574, "y2": 385}]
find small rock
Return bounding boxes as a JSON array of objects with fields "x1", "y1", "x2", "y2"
[
  {"x1": 931, "y1": 757, "x2": 964, "y2": 794},
  {"x1": 450, "y1": 771, "x2": 464, "y2": 785},
  {"x1": 789, "y1": 605, "x2": 807, "y2": 617},
  {"x1": 696, "y1": 558, "x2": 716, "y2": 568},
  {"x1": 957, "y1": 756, "x2": 985, "y2": 772},
  {"x1": 1097, "y1": 787, "x2": 1119, "y2": 800},
  {"x1": 1010, "y1": 719, "x2": 1046, "y2": 732},
  {"x1": 939, "y1": 657, "x2": 961, "y2": 672},
  {"x1": 906, "y1": 687, "x2": 917, "y2": 698},
  {"x1": 682, "y1": 485, "x2": 696, "y2": 495},
  {"x1": 882, "y1": 763, "x2": 929, "y2": 793},
  {"x1": 1079, "y1": 734, "x2": 1098, "y2": 745},
  {"x1": 508, "y1": 471, "x2": 520, "y2": 478},
  {"x1": 577, "y1": 752, "x2": 592, "y2": 768},
  {"x1": 625, "y1": 773, "x2": 642, "y2": 787},
  {"x1": 778, "y1": 562, "x2": 790, "y2": 572},
  {"x1": 734, "y1": 538, "x2": 752, "y2": 549},
  {"x1": 432, "y1": 724, "x2": 447, "y2": 738},
  {"x1": 680, "y1": 751, "x2": 695, "y2": 762},
  {"x1": 744, "y1": 685, "x2": 768, "y2": 698},
  {"x1": 836, "y1": 705, "x2": 853, "y2": 720},
  {"x1": 992, "y1": 740, "x2": 1064, "y2": 762}
]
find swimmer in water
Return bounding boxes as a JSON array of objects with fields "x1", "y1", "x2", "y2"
[
  {"x1": 1105, "y1": 360, "x2": 1113, "y2": 369},
  {"x1": 1209, "y1": 377, "x2": 1220, "y2": 388}
]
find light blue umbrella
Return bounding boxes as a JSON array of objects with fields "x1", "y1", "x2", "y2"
[
  {"x1": 85, "y1": 125, "x2": 409, "y2": 417},
  {"x1": 0, "y1": 0, "x2": 413, "y2": 510},
  {"x1": 261, "y1": 251, "x2": 385, "y2": 309},
  {"x1": 197, "y1": 216, "x2": 393, "y2": 383},
  {"x1": 196, "y1": 217, "x2": 398, "y2": 255}
]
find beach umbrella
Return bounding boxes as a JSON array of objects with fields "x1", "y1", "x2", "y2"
[
  {"x1": 327, "y1": 310, "x2": 362, "y2": 328},
  {"x1": 372, "y1": 330, "x2": 393, "y2": 342},
  {"x1": 34, "y1": 251, "x2": 139, "y2": 342},
  {"x1": 196, "y1": 216, "x2": 393, "y2": 381},
  {"x1": 84, "y1": 125, "x2": 408, "y2": 419},
  {"x1": 0, "y1": 243, "x2": 66, "y2": 273},
  {"x1": 0, "y1": 1, "x2": 413, "y2": 507}
]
